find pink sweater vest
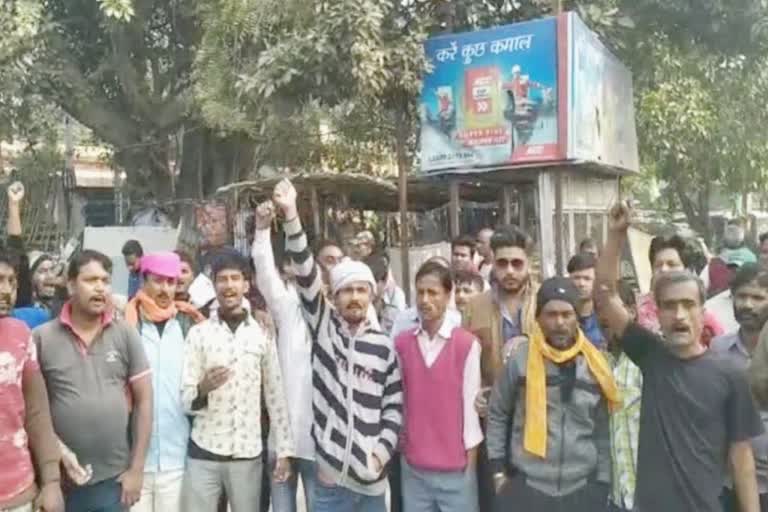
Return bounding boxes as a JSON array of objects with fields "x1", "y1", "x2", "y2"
[{"x1": 395, "y1": 326, "x2": 474, "y2": 472}]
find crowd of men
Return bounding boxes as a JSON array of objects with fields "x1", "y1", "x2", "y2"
[{"x1": 2, "y1": 178, "x2": 768, "y2": 512}]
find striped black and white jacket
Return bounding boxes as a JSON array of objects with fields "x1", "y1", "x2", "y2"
[{"x1": 283, "y1": 217, "x2": 403, "y2": 496}]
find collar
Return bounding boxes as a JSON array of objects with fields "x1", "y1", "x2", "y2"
[
  {"x1": 59, "y1": 301, "x2": 114, "y2": 331},
  {"x1": 733, "y1": 330, "x2": 753, "y2": 358},
  {"x1": 210, "y1": 308, "x2": 254, "y2": 327},
  {"x1": 417, "y1": 315, "x2": 454, "y2": 340}
]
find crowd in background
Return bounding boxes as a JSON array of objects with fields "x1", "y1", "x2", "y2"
[{"x1": 2, "y1": 179, "x2": 768, "y2": 512}]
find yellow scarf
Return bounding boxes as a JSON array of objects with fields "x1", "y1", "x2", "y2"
[{"x1": 524, "y1": 323, "x2": 621, "y2": 458}]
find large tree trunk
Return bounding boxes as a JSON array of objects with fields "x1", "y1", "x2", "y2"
[{"x1": 176, "y1": 128, "x2": 256, "y2": 199}]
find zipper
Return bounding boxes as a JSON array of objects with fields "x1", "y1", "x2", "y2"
[
  {"x1": 338, "y1": 333, "x2": 358, "y2": 485},
  {"x1": 557, "y1": 408, "x2": 566, "y2": 493}
]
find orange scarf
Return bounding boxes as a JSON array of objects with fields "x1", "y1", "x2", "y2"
[
  {"x1": 524, "y1": 323, "x2": 621, "y2": 458},
  {"x1": 125, "y1": 290, "x2": 205, "y2": 327}
]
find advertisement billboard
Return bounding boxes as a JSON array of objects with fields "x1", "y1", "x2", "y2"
[
  {"x1": 419, "y1": 13, "x2": 639, "y2": 175},
  {"x1": 568, "y1": 14, "x2": 639, "y2": 172},
  {"x1": 420, "y1": 18, "x2": 561, "y2": 173}
]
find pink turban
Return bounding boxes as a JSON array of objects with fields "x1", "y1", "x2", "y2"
[{"x1": 140, "y1": 251, "x2": 181, "y2": 279}]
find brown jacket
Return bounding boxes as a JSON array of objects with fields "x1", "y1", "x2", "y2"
[{"x1": 463, "y1": 282, "x2": 538, "y2": 386}]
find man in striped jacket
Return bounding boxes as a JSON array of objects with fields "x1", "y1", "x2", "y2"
[{"x1": 273, "y1": 179, "x2": 403, "y2": 512}]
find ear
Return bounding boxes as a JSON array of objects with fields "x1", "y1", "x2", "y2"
[
  {"x1": 66, "y1": 280, "x2": 75, "y2": 297},
  {"x1": 243, "y1": 279, "x2": 250, "y2": 294}
]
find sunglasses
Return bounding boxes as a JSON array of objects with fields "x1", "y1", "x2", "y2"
[{"x1": 495, "y1": 258, "x2": 526, "y2": 270}]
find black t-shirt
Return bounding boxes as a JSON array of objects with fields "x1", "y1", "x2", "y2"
[{"x1": 621, "y1": 323, "x2": 764, "y2": 512}]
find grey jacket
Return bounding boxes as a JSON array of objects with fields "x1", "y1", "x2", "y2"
[{"x1": 486, "y1": 341, "x2": 611, "y2": 497}]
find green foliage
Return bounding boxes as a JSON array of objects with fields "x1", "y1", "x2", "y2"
[{"x1": 98, "y1": 0, "x2": 134, "y2": 20}]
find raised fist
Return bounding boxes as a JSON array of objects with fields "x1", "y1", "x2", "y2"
[
  {"x1": 254, "y1": 201, "x2": 276, "y2": 230},
  {"x1": 608, "y1": 201, "x2": 632, "y2": 233},
  {"x1": 7, "y1": 181, "x2": 24, "y2": 204},
  {"x1": 272, "y1": 179, "x2": 298, "y2": 220}
]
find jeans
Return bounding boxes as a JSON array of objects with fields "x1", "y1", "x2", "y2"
[
  {"x1": 132, "y1": 469, "x2": 184, "y2": 512},
  {"x1": 269, "y1": 454, "x2": 316, "y2": 512},
  {"x1": 313, "y1": 477, "x2": 386, "y2": 512},
  {"x1": 65, "y1": 477, "x2": 124, "y2": 512},
  {"x1": 494, "y1": 474, "x2": 608, "y2": 512},
  {"x1": 401, "y1": 457, "x2": 478, "y2": 512},
  {"x1": 181, "y1": 458, "x2": 263, "y2": 512}
]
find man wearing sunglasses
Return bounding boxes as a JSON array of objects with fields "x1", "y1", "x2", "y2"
[{"x1": 462, "y1": 226, "x2": 539, "y2": 512}]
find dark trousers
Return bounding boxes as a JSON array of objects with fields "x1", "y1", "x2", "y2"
[
  {"x1": 388, "y1": 452, "x2": 403, "y2": 512},
  {"x1": 65, "y1": 477, "x2": 124, "y2": 512},
  {"x1": 494, "y1": 475, "x2": 607, "y2": 512},
  {"x1": 721, "y1": 487, "x2": 768, "y2": 512},
  {"x1": 477, "y1": 442, "x2": 495, "y2": 512}
]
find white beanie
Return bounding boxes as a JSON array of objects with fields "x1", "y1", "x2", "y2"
[{"x1": 330, "y1": 260, "x2": 376, "y2": 295}]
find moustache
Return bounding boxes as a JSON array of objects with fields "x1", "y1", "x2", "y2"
[
  {"x1": 346, "y1": 302, "x2": 364, "y2": 310},
  {"x1": 0, "y1": 294, "x2": 11, "y2": 304}
]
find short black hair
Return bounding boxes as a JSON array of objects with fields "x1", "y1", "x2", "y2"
[
  {"x1": 0, "y1": 252, "x2": 17, "y2": 274},
  {"x1": 491, "y1": 225, "x2": 531, "y2": 254},
  {"x1": 730, "y1": 263, "x2": 768, "y2": 293},
  {"x1": 649, "y1": 234, "x2": 689, "y2": 268},
  {"x1": 211, "y1": 253, "x2": 250, "y2": 280},
  {"x1": 121, "y1": 240, "x2": 143, "y2": 257},
  {"x1": 567, "y1": 252, "x2": 596, "y2": 274},
  {"x1": 415, "y1": 261, "x2": 453, "y2": 292},
  {"x1": 174, "y1": 250, "x2": 196, "y2": 273},
  {"x1": 760, "y1": 232, "x2": 768, "y2": 246},
  {"x1": 454, "y1": 269, "x2": 484, "y2": 291},
  {"x1": 579, "y1": 238, "x2": 597, "y2": 252},
  {"x1": 653, "y1": 270, "x2": 705, "y2": 306},
  {"x1": 315, "y1": 239, "x2": 342, "y2": 254},
  {"x1": 451, "y1": 235, "x2": 476, "y2": 256},
  {"x1": 68, "y1": 250, "x2": 113, "y2": 280},
  {"x1": 364, "y1": 254, "x2": 389, "y2": 283}
]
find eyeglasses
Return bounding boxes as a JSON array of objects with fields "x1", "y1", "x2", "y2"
[{"x1": 495, "y1": 258, "x2": 526, "y2": 270}]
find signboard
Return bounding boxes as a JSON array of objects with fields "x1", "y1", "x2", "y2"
[
  {"x1": 420, "y1": 18, "x2": 561, "y2": 172},
  {"x1": 568, "y1": 14, "x2": 639, "y2": 171},
  {"x1": 419, "y1": 13, "x2": 639, "y2": 175}
]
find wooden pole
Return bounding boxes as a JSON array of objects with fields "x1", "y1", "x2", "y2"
[
  {"x1": 395, "y1": 105, "x2": 411, "y2": 304},
  {"x1": 552, "y1": 0, "x2": 565, "y2": 276},
  {"x1": 502, "y1": 185, "x2": 514, "y2": 225},
  {"x1": 449, "y1": 181, "x2": 460, "y2": 238},
  {"x1": 310, "y1": 185, "x2": 321, "y2": 239}
]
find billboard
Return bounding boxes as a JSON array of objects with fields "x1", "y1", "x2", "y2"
[
  {"x1": 419, "y1": 13, "x2": 639, "y2": 175},
  {"x1": 568, "y1": 14, "x2": 639, "y2": 172},
  {"x1": 420, "y1": 18, "x2": 561, "y2": 172}
]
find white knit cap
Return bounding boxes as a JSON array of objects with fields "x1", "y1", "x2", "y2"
[{"x1": 329, "y1": 260, "x2": 376, "y2": 295}]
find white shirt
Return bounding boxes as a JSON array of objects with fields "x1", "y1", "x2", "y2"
[
  {"x1": 706, "y1": 290, "x2": 739, "y2": 335},
  {"x1": 252, "y1": 228, "x2": 315, "y2": 461},
  {"x1": 391, "y1": 306, "x2": 462, "y2": 341},
  {"x1": 414, "y1": 319, "x2": 484, "y2": 450}
]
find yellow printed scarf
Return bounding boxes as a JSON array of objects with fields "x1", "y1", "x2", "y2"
[{"x1": 524, "y1": 323, "x2": 621, "y2": 458}]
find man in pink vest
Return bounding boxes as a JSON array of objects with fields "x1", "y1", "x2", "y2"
[{"x1": 395, "y1": 261, "x2": 483, "y2": 512}]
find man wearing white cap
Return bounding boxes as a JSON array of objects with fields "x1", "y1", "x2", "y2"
[{"x1": 274, "y1": 179, "x2": 403, "y2": 512}]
